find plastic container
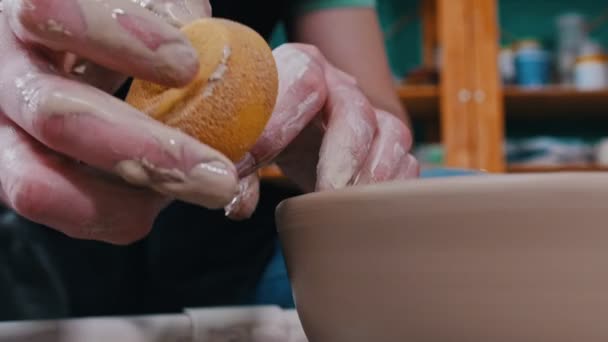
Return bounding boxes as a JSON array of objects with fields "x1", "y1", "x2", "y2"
[
  {"x1": 556, "y1": 13, "x2": 587, "y2": 50},
  {"x1": 499, "y1": 46, "x2": 515, "y2": 84},
  {"x1": 556, "y1": 13, "x2": 587, "y2": 84},
  {"x1": 595, "y1": 138, "x2": 608, "y2": 166},
  {"x1": 574, "y1": 54, "x2": 608, "y2": 90},
  {"x1": 515, "y1": 48, "x2": 551, "y2": 88},
  {"x1": 556, "y1": 12, "x2": 588, "y2": 85},
  {"x1": 414, "y1": 143, "x2": 444, "y2": 168}
]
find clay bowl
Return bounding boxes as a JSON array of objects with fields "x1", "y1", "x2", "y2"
[{"x1": 276, "y1": 172, "x2": 608, "y2": 342}]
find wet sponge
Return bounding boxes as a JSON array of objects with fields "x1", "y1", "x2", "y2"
[{"x1": 126, "y1": 18, "x2": 278, "y2": 162}]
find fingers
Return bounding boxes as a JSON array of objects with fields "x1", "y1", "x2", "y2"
[
  {"x1": 0, "y1": 62, "x2": 239, "y2": 209},
  {"x1": 4, "y1": 0, "x2": 200, "y2": 87},
  {"x1": 224, "y1": 173, "x2": 260, "y2": 221},
  {"x1": 315, "y1": 66, "x2": 377, "y2": 191},
  {"x1": 274, "y1": 119, "x2": 324, "y2": 193},
  {"x1": 352, "y1": 110, "x2": 418, "y2": 185},
  {"x1": 393, "y1": 154, "x2": 420, "y2": 180},
  {"x1": 139, "y1": 0, "x2": 212, "y2": 28},
  {"x1": 0, "y1": 116, "x2": 168, "y2": 245},
  {"x1": 237, "y1": 44, "x2": 327, "y2": 177},
  {"x1": 235, "y1": 43, "x2": 415, "y2": 194}
]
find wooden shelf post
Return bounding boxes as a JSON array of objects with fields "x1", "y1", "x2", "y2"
[
  {"x1": 436, "y1": 0, "x2": 505, "y2": 172},
  {"x1": 421, "y1": 0, "x2": 438, "y2": 69},
  {"x1": 471, "y1": 0, "x2": 505, "y2": 172},
  {"x1": 437, "y1": 0, "x2": 477, "y2": 169}
]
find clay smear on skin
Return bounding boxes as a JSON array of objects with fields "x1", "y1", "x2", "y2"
[
  {"x1": 280, "y1": 91, "x2": 319, "y2": 141},
  {"x1": 393, "y1": 136, "x2": 407, "y2": 161},
  {"x1": 275, "y1": 48, "x2": 312, "y2": 94},
  {"x1": 39, "y1": 19, "x2": 73, "y2": 36},
  {"x1": 372, "y1": 118, "x2": 407, "y2": 179},
  {"x1": 21, "y1": 0, "x2": 72, "y2": 37},
  {"x1": 271, "y1": 47, "x2": 317, "y2": 144},
  {"x1": 129, "y1": 0, "x2": 156, "y2": 13},
  {"x1": 134, "y1": 0, "x2": 173, "y2": 23},
  {"x1": 321, "y1": 94, "x2": 375, "y2": 190},
  {"x1": 129, "y1": 0, "x2": 211, "y2": 27},
  {"x1": 15, "y1": 72, "x2": 42, "y2": 113},
  {"x1": 203, "y1": 45, "x2": 231, "y2": 98},
  {"x1": 142, "y1": 157, "x2": 184, "y2": 183},
  {"x1": 347, "y1": 109, "x2": 375, "y2": 176}
]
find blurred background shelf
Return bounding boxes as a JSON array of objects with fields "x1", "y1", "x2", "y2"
[
  {"x1": 398, "y1": 85, "x2": 608, "y2": 120},
  {"x1": 505, "y1": 86, "x2": 608, "y2": 118},
  {"x1": 397, "y1": 85, "x2": 439, "y2": 120},
  {"x1": 394, "y1": 0, "x2": 608, "y2": 174}
]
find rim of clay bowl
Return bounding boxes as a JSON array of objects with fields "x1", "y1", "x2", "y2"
[{"x1": 275, "y1": 172, "x2": 608, "y2": 232}]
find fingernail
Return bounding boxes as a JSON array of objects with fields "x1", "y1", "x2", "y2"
[
  {"x1": 224, "y1": 181, "x2": 246, "y2": 217},
  {"x1": 187, "y1": 161, "x2": 240, "y2": 207}
]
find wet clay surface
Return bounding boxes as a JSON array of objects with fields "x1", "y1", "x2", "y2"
[{"x1": 277, "y1": 173, "x2": 608, "y2": 341}]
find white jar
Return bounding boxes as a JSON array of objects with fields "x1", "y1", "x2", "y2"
[
  {"x1": 574, "y1": 54, "x2": 608, "y2": 90},
  {"x1": 499, "y1": 47, "x2": 515, "y2": 84},
  {"x1": 595, "y1": 138, "x2": 608, "y2": 166}
]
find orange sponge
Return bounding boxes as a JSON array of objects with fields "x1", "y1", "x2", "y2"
[{"x1": 126, "y1": 18, "x2": 278, "y2": 162}]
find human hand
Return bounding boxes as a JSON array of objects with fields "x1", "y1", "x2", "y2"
[
  {"x1": 0, "y1": 0, "x2": 242, "y2": 244},
  {"x1": 227, "y1": 43, "x2": 419, "y2": 220}
]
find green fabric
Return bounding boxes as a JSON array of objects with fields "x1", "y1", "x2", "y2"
[
  {"x1": 283, "y1": 0, "x2": 608, "y2": 80},
  {"x1": 290, "y1": 0, "x2": 376, "y2": 15},
  {"x1": 269, "y1": 0, "x2": 421, "y2": 78},
  {"x1": 376, "y1": 0, "x2": 422, "y2": 80}
]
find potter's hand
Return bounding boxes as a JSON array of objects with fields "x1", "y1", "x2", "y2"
[
  {"x1": 228, "y1": 44, "x2": 419, "y2": 220},
  {"x1": 0, "y1": 0, "x2": 239, "y2": 245}
]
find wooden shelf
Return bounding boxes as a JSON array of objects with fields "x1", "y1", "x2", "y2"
[
  {"x1": 508, "y1": 165, "x2": 608, "y2": 173},
  {"x1": 397, "y1": 85, "x2": 438, "y2": 120},
  {"x1": 397, "y1": 85, "x2": 608, "y2": 120},
  {"x1": 505, "y1": 86, "x2": 608, "y2": 119}
]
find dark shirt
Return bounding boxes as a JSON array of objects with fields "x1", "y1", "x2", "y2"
[{"x1": 212, "y1": 0, "x2": 287, "y2": 39}]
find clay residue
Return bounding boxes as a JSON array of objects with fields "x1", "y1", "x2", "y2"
[
  {"x1": 280, "y1": 91, "x2": 320, "y2": 141},
  {"x1": 274, "y1": 46, "x2": 311, "y2": 93},
  {"x1": 38, "y1": 19, "x2": 73, "y2": 36},
  {"x1": 15, "y1": 72, "x2": 43, "y2": 112},
  {"x1": 115, "y1": 158, "x2": 186, "y2": 187},
  {"x1": 202, "y1": 45, "x2": 231, "y2": 98}
]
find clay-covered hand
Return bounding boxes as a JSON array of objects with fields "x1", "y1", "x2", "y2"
[
  {"x1": 228, "y1": 43, "x2": 420, "y2": 220},
  {"x1": 0, "y1": 0, "x2": 241, "y2": 244}
]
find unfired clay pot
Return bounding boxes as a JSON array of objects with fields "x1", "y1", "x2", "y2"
[{"x1": 276, "y1": 173, "x2": 608, "y2": 342}]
